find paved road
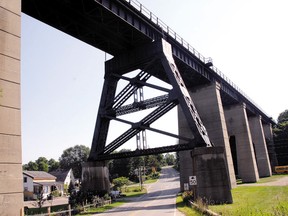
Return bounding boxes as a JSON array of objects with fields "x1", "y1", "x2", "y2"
[{"x1": 96, "y1": 166, "x2": 184, "y2": 216}]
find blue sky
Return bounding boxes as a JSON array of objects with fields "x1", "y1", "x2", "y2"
[{"x1": 21, "y1": 0, "x2": 288, "y2": 164}]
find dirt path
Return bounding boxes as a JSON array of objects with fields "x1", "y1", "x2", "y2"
[{"x1": 239, "y1": 176, "x2": 288, "y2": 186}]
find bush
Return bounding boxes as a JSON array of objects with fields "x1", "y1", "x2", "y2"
[
  {"x1": 51, "y1": 190, "x2": 61, "y2": 197},
  {"x1": 182, "y1": 191, "x2": 194, "y2": 204},
  {"x1": 68, "y1": 189, "x2": 108, "y2": 208}
]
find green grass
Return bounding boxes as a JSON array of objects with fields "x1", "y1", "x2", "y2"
[
  {"x1": 76, "y1": 201, "x2": 125, "y2": 215},
  {"x1": 209, "y1": 186, "x2": 288, "y2": 216},
  {"x1": 144, "y1": 178, "x2": 158, "y2": 184},
  {"x1": 176, "y1": 194, "x2": 203, "y2": 216},
  {"x1": 122, "y1": 186, "x2": 147, "y2": 197}
]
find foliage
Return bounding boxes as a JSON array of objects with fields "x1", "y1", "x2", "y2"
[
  {"x1": 23, "y1": 156, "x2": 59, "y2": 172},
  {"x1": 174, "y1": 152, "x2": 180, "y2": 171},
  {"x1": 182, "y1": 190, "x2": 194, "y2": 204},
  {"x1": 74, "y1": 186, "x2": 147, "y2": 215},
  {"x1": 209, "y1": 186, "x2": 288, "y2": 215},
  {"x1": 112, "y1": 176, "x2": 129, "y2": 190},
  {"x1": 69, "y1": 189, "x2": 108, "y2": 208},
  {"x1": 48, "y1": 158, "x2": 60, "y2": 172},
  {"x1": 146, "y1": 171, "x2": 160, "y2": 180},
  {"x1": 59, "y1": 144, "x2": 90, "y2": 179},
  {"x1": 176, "y1": 193, "x2": 202, "y2": 216},
  {"x1": 164, "y1": 153, "x2": 176, "y2": 165},
  {"x1": 35, "y1": 157, "x2": 49, "y2": 172},
  {"x1": 273, "y1": 109, "x2": 288, "y2": 165},
  {"x1": 68, "y1": 180, "x2": 76, "y2": 194},
  {"x1": 51, "y1": 189, "x2": 61, "y2": 197},
  {"x1": 23, "y1": 161, "x2": 38, "y2": 171},
  {"x1": 144, "y1": 154, "x2": 163, "y2": 171},
  {"x1": 277, "y1": 109, "x2": 288, "y2": 124},
  {"x1": 109, "y1": 149, "x2": 133, "y2": 179},
  {"x1": 35, "y1": 191, "x2": 45, "y2": 208}
]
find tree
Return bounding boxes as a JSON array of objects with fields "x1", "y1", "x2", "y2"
[
  {"x1": 164, "y1": 153, "x2": 176, "y2": 165},
  {"x1": 145, "y1": 155, "x2": 161, "y2": 171},
  {"x1": 59, "y1": 145, "x2": 90, "y2": 179},
  {"x1": 23, "y1": 161, "x2": 38, "y2": 171},
  {"x1": 274, "y1": 110, "x2": 288, "y2": 165},
  {"x1": 277, "y1": 110, "x2": 288, "y2": 124},
  {"x1": 48, "y1": 158, "x2": 60, "y2": 172},
  {"x1": 109, "y1": 149, "x2": 133, "y2": 179},
  {"x1": 36, "y1": 157, "x2": 49, "y2": 172},
  {"x1": 23, "y1": 157, "x2": 59, "y2": 172},
  {"x1": 112, "y1": 176, "x2": 129, "y2": 191}
]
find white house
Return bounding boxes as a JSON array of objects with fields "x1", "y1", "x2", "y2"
[
  {"x1": 49, "y1": 169, "x2": 75, "y2": 194},
  {"x1": 23, "y1": 171, "x2": 61, "y2": 200}
]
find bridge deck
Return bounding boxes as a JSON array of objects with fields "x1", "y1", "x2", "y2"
[{"x1": 22, "y1": 0, "x2": 273, "y2": 124}]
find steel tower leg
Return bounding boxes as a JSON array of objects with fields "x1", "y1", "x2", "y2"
[{"x1": 83, "y1": 40, "x2": 232, "y2": 204}]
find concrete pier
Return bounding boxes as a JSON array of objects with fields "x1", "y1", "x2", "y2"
[
  {"x1": 225, "y1": 104, "x2": 259, "y2": 182},
  {"x1": 0, "y1": 0, "x2": 23, "y2": 215},
  {"x1": 191, "y1": 147, "x2": 233, "y2": 204},
  {"x1": 81, "y1": 161, "x2": 110, "y2": 193},
  {"x1": 190, "y1": 82, "x2": 236, "y2": 188},
  {"x1": 263, "y1": 123, "x2": 278, "y2": 171},
  {"x1": 249, "y1": 115, "x2": 272, "y2": 177}
]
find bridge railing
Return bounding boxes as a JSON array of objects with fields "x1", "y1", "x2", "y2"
[{"x1": 125, "y1": 0, "x2": 270, "y2": 119}]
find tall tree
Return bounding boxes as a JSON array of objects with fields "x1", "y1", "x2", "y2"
[
  {"x1": 59, "y1": 145, "x2": 90, "y2": 179},
  {"x1": 274, "y1": 110, "x2": 288, "y2": 165},
  {"x1": 36, "y1": 157, "x2": 49, "y2": 172},
  {"x1": 24, "y1": 161, "x2": 38, "y2": 171},
  {"x1": 48, "y1": 158, "x2": 60, "y2": 172},
  {"x1": 277, "y1": 110, "x2": 288, "y2": 124},
  {"x1": 164, "y1": 153, "x2": 176, "y2": 165},
  {"x1": 109, "y1": 149, "x2": 133, "y2": 179}
]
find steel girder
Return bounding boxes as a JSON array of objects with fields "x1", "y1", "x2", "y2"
[{"x1": 89, "y1": 39, "x2": 212, "y2": 161}]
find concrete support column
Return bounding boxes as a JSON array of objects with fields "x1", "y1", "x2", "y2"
[
  {"x1": 263, "y1": 123, "x2": 278, "y2": 172},
  {"x1": 249, "y1": 116, "x2": 272, "y2": 177},
  {"x1": 81, "y1": 161, "x2": 110, "y2": 193},
  {"x1": 0, "y1": 1, "x2": 23, "y2": 215},
  {"x1": 224, "y1": 104, "x2": 259, "y2": 183},
  {"x1": 192, "y1": 147, "x2": 233, "y2": 204},
  {"x1": 189, "y1": 82, "x2": 236, "y2": 188}
]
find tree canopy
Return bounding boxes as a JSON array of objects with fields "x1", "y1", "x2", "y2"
[
  {"x1": 59, "y1": 144, "x2": 90, "y2": 179},
  {"x1": 274, "y1": 110, "x2": 288, "y2": 165},
  {"x1": 22, "y1": 156, "x2": 59, "y2": 172}
]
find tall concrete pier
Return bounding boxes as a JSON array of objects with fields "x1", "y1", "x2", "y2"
[{"x1": 0, "y1": 0, "x2": 23, "y2": 215}]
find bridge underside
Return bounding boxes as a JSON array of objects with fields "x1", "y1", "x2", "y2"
[{"x1": 89, "y1": 39, "x2": 212, "y2": 161}]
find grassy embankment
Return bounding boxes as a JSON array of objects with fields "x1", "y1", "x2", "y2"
[
  {"x1": 210, "y1": 186, "x2": 288, "y2": 215},
  {"x1": 176, "y1": 175, "x2": 288, "y2": 216}
]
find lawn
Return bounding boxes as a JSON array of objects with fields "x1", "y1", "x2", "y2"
[
  {"x1": 176, "y1": 194, "x2": 202, "y2": 216},
  {"x1": 209, "y1": 186, "x2": 288, "y2": 215}
]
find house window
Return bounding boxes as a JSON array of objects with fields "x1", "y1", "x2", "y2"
[
  {"x1": 34, "y1": 185, "x2": 41, "y2": 194},
  {"x1": 23, "y1": 177, "x2": 27, "y2": 183},
  {"x1": 24, "y1": 187, "x2": 28, "y2": 191}
]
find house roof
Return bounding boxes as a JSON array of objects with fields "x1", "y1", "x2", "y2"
[
  {"x1": 49, "y1": 169, "x2": 71, "y2": 183},
  {"x1": 23, "y1": 171, "x2": 56, "y2": 180}
]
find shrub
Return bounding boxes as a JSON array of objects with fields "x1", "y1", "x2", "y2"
[{"x1": 182, "y1": 191, "x2": 194, "y2": 204}]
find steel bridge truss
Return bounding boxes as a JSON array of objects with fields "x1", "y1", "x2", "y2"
[{"x1": 89, "y1": 39, "x2": 212, "y2": 161}]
